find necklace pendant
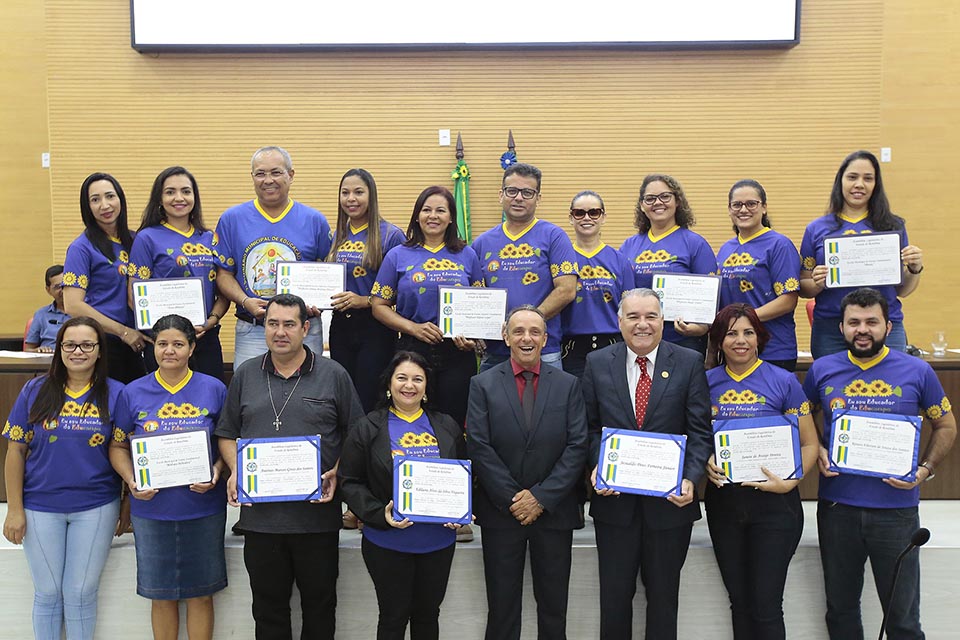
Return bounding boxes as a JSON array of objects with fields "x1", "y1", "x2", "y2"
[{"x1": 273, "y1": 417, "x2": 282, "y2": 431}]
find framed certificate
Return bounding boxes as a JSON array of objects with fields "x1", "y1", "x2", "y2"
[
  {"x1": 392, "y1": 457, "x2": 472, "y2": 525},
  {"x1": 828, "y1": 410, "x2": 921, "y2": 481},
  {"x1": 713, "y1": 414, "x2": 802, "y2": 484},
  {"x1": 438, "y1": 287, "x2": 507, "y2": 340},
  {"x1": 823, "y1": 232, "x2": 902, "y2": 288},
  {"x1": 132, "y1": 278, "x2": 206, "y2": 330},
  {"x1": 651, "y1": 273, "x2": 720, "y2": 324},
  {"x1": 130, "y1": 429, "x2": 212, "y2": 490},
  {"x1": 276, "y1": 261, "x2": 346, "y2": 310},
  {"x1": 237, "y1": 435, "x2": 323, "y2": 503},
  {"x1": 596, "y1": 427, "x2": 686, "y2": 497}
]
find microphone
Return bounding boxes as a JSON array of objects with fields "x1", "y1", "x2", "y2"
[{"x1": 877, "y1": 527, "x2": 930, "y2": 640}]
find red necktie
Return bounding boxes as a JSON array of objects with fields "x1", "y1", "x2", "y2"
[{"x1": 635, "y1": 356, "x2": 651, "y2": 429}]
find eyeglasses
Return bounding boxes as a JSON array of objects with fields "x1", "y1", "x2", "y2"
[
  {"x1": 729, "y1": 200, "x2": 763, "y2": 212},
  {"x1": 502, "y1": 186, "x2": 539, "y2": 200},
  {"x1": 61, "y1": 342, "x2": 99, "y2": 353},
  {"x1": 641, "y1": 192, "x2": 675, "y2": 206},
  {"x1": 252, "y1": 169, "x2": 287, "y2": 181},
  {"x1": 570, "y1": 208, "x2": 604, "y2": 220}
]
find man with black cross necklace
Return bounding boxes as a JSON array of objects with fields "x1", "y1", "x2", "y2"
[{"x1": 217, "y1": 293, "x2": 363, "y2": 639}]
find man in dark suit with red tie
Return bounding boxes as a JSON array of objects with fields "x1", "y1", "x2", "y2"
[
  {"x1": 467, "y1": 304, "x2": 588, "y2": 640},
  {"x1": 582, "y1": 288, "x2": 712, "y2": 640}
]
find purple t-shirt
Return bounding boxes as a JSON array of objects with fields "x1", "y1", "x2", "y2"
[
  {"x1": 113, "y1": 370, "x2": 227, "y2": 521},
  {"x1": 621, "y1": 226, "x2": 717, "y2": 344},
  {"x1": 372, "y1": 244, "x2": 484, "y2": 325},
  {"x1": 473, "y1": 219, "x2": 579, "y2": 356},
  {"x1": 3, "y1": 377, "x2": 124, "y2": 512},
  {"x1": 717, "y1": 228, "x2": 801, "y2": 361},
  {"x1": 63, "y1": 233, "x2": 133, "y2": 325},
  {"x1": 562, "y1": 243, "x2": 634, "y2": 337},
  {"x1": 800, "y1": 214, "x2": 908, "y2": 322},
  {"x1": 803, "y1": 347, "x2": 950, "y2": 508},
  {"x1": 332, "y1": 220, "x2": 405, "y2": 296}
]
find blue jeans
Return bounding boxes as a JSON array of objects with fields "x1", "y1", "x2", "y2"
[
  {"x1": 479, "y1": 350, "x2": 561, "y2": 373},
  {"x1": 811, "y1": 317, "x2": 907, "y2": 359},
  {"x1": 817, "y1": 500, "x2": 924, "y2": 640},
  {"x1": 234, "y1": 316, "x2": 324, "y2": 367},
  {"x1": 23, "y1": 499, "x2": 120, "y2": 640}
]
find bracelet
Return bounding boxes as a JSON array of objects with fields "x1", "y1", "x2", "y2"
[
  {"x1": 208, "y1": 312, "x2": 221, "y2": 322},
  {"x1": 239, "y1": 296, "x2": 249, "y2": 309},
  {"x1": 907, "y1": 264, "x2": 924, "y2": 275}
]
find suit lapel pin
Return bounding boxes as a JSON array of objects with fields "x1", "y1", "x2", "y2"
[{"x1": 661, "y1": 371, "x2": 669, "y2": 379}]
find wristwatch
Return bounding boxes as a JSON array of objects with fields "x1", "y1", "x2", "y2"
[{"x1": 919, "y1": 461, "x2": 935, "y2": 481}]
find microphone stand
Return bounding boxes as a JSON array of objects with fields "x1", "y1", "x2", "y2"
[{"x1": 877, "y1": 527, "x2": 930, "y2": 640}]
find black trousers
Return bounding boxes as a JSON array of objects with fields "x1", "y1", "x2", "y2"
[
  {"x1": 706, "y1": 484, "x2": 803, "y2": 640},
  {"x1": 104, "y1": 334, "x2": 146, "y2": 383},
  {"x1": 396, "y1": 335, "x2": 476, "y2": 427},
  {"x1": 243, "y1": 531, "x2": 339, "y2": 640},
  {"x1": 560, "y1": 333, "x2": 623, "y2": 379},
  {"x1": 594, "y1": 510, "x2": 693, "y2": 640},
  {"x1": 480, "y1": 525, "x2": 573, "y2": 640},
  {"x1": 143, "y1": 325, "x2": 225, "y2": 381},
  {"x1": 765, "y1": 358, "x2": 797, "y2": 373},
  {"x1": 329, "y1": 309, "x2": 397, "y2": 413},
  {"x1": 361, "y1": 536, "x2": 456, "y2": 640}
]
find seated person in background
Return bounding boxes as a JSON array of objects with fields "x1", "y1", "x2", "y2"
[{"x1": 24, "y1": 265, "x2": 69, "y2": 353}]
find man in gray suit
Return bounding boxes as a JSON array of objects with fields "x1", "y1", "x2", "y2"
[
  {"x1": 467, "y1": 304, "x2": 588, "y2": 640},
  {"x1": 582, "y1": 288, "x2": 712, "y2": 640}
]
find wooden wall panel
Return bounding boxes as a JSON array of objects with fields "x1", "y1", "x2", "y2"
[
  {"x1": 9, "y1": 0, "x2": 953, "y2": 355},
  {"x1": 879, "y1": 1, "x2": 960, "y2": 352},
  {"x1": 1, "y1": 0, "x2": 53, "y2": 336}
]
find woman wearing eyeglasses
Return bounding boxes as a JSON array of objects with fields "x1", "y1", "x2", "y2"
[
  {"x1": 129, "y1": 166, "x2": 229, "y2": 381},
  {"x1": 621, "y1": 174, "x2": 717, "y2": 355},
  {"x1": 716, "y1": 180, "x2": 801, "y2": 371},
  {"x1": 63, "y1": 173, "x2": 148, "y2": 383},
  {"x1": 560, "y1": 190, "x2": 632, "y2": 378},
  {"x1": 3, "y1": 317, "x2": 126, "y2": 640},
  {"x1": 799, "y1": 150, "x2": 922, "y2": 358},
  {"x1": 371, "y1": 186, "x2": 484, "y2": 428}
]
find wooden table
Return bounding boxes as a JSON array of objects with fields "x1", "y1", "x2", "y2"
[{"x1": 1, "y1": 354, "x2": 959, "y2": 501}]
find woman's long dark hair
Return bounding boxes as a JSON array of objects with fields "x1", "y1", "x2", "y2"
[
  {"x1": 327, "y1": 168, "x2": 388, "y2": 270},
  {"x1": 375, "y1": 350, "x2": 435, "y2": 411},
  {"x1": 403, "y1": 186, "x2": 465, "y2": 252},
  {"x1": 827, "y1": 150, "x2": 904, "y2": 232},
  {"x1": 80, "y1": 172, "x2": 134, "y2": 261},
  {"x1": 28, "y1": 317, "x2": 112, "y2": 427},
  {"x1": 140, "y1": 166, "x2": 207, "y2": 233}
]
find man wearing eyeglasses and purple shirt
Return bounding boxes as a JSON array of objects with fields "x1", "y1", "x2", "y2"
[
  {"x1": 213, "y1": 146, "x2": 332, "y2": 366},
  {"x1": 473, "y1": 163, "x2": 580, "y2": 372}
]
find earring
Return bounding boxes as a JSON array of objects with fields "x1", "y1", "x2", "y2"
[
  {"x1": 386, "y1": 390, "x2": 392, "y2": 399},
  {"x1": 422, "y1": 394, "x2": 428, "y2": 403}
]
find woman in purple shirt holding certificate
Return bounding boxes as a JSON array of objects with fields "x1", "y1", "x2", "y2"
[
  {"x1": 704, "y1": 304, "x2": 818, "y2": 640},
  {"x1": 799, "y1": 151, "x2": 924, "y2": 358},
  {"x1": 340, "y1": 351, "x2": 466, "y2": 640},
  {"x1": 110, "y1": 315, "x2": 227, "y2": 640}
]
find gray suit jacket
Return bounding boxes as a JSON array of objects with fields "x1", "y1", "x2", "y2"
[
  {"x1": 466, "y1": 360, "x2": 588, "y2": 530},
  {"x1": 582, "y1": 340, "x2": 712, "y2": 530}
]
